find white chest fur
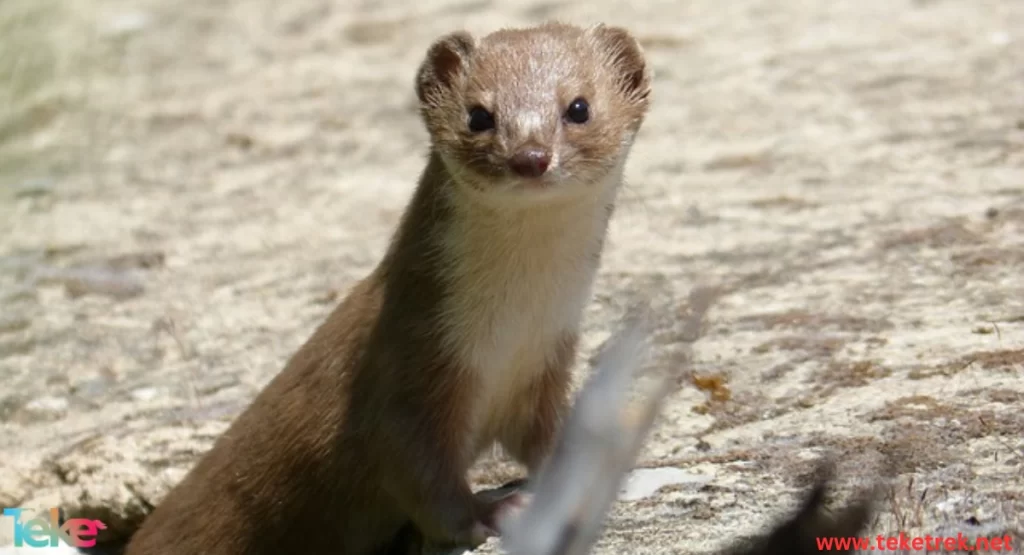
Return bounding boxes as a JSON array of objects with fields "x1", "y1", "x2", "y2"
[{"x1": 437, "y1": 184, "x2": 617, "y2": 441}]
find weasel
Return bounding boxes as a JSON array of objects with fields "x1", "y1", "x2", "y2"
[{"x1": 122, "y1": 22, "x2": 651, "y2": 555}]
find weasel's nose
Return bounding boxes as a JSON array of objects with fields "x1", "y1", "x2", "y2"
[{"x1": 508, "y1": 148, "x2": 551, "y2": 178}]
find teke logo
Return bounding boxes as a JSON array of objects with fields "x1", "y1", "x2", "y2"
[{"x1": 2, "y1": 508, "x2": 107, "y2": 548}]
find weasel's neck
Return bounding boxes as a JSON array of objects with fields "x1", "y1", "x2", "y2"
[
  {"x1": 382, "y1": 151, "x2": 621, "y2": 279},
  {"x1": 445, "y1": 152, "x2": 620, "y2": 249},
  {"x1": 443, "y1": 186, "x2": 615, "y2": 272},
  {"x1": 435, "y1": 150, "x2": 619, "y2": 368}
]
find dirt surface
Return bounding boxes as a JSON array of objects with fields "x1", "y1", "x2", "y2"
[{"x1": 2, "y1": 0, "x2": 1023, "y2": 552}]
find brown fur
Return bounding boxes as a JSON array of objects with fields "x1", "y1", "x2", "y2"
[{"x1": 123, "y1": 22, "x2": 651, "y2": 555}]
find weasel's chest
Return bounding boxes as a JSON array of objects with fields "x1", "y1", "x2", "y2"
[
  {"x1": 444, "y1": 249, "x2": 595, "y2": 448},
  {"x1": 462, "y1": 261, "x2": 591, "y2": 374},
  {"x1": 439, "y1": 225, "x2": 601, "y2": 398},
  {"x1": 436, "y1": 194, "x2": 613, "y2": 445}
]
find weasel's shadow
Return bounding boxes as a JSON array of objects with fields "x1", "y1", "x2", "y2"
[
  {"x1": 384, "y1": 468, "x2": 875, "y2": 555},
  {"x1": 718, "y1": 472, "x2": 875, "y2": 555}
]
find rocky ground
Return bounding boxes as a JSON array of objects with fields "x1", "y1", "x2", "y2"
[{"x1": 1, "y1": 0, "x2": 1022, "y2": 553}]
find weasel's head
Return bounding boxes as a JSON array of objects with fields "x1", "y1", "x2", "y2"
[{"x1": 415, "y1": 23, "x2": 651, "y2": 202}]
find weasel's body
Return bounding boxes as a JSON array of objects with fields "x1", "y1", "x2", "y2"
[{"x1": 124, "y1": 22, "x2": 651, "y2": 555}]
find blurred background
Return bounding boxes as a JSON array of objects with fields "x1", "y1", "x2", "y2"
[{"x1": 1, "y1": 0, "x2": 1022, "y2": 553}]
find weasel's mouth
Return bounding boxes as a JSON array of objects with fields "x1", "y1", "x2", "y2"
[
  {"x1": 505, "y1": 164, "x2": 565, "y2": 189},
  {"x1": 502, "y1": 174, "x2": 567, "y2": 195},
  {"x1": 502, "y1": 175, "x2": 588, "y2": 203},
  {"x1": 513, "y1": 175, "x2": 553, "y2": 189}
]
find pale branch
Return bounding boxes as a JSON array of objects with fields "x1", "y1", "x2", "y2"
[{"x1": 501, "y1": 287, "x2": 718, "y2": 555}]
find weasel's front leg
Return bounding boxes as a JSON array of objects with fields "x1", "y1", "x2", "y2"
[
  {"x1": 499, "y1": 359, "x2": 573, "y2": 476},
  {"x1": 366, "y1": 375, "x2": 493, "y2": 548},
  {"x1": 489, "y1": 364, "x2": 571, "y2": 534},
  {"x1": 375, "y1": 427, "x2": 490, "y2": 548},
  {"x1": 379, "y1": 479, "x2": 532, "y2": 555},
  {"x1": 500, "y1": 334, "x2": 576, "y2": 475}
]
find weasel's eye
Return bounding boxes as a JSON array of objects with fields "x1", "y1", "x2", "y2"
[
  {"x1": 467, "y1": 106, "x2": 496, "y2": 133},
  {"x1": 565, "y1": 97, "x2": 590, "y2": 124}
]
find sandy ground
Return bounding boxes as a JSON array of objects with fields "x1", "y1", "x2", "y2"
[{"x1": 2, "y1": 0, "x2": 1023, "y2": 552}]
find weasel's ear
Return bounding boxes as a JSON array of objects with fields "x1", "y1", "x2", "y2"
[
  {"x1": 415, "y1": 31, "x2": 475, "y2": 104},
  {"x1": 588, "y1": 25, "x2": 651, "y2": 102}
]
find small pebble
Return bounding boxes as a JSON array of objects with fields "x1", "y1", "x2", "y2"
[
  {"x1": 130, "y1": 387, "x2": 161, "y2": 402},
  {"x1": 70, "y1": 377, "x2": 115, "y2": 398},
  {"x1": 34, "y1": 266, "x2": 145, "y2": 300},
  {"x1": 101, "y1": 10, "x2": 152, "y2": 37},
  {"x1": 990, "y1": 31, "x2": 1010, "y2": 45},
  {"x1": 25, "y1": 395, "x2": 69, "y2": 414},
  {"x1": 618, "y1": 467, "x2": 715, "y2": 501}
]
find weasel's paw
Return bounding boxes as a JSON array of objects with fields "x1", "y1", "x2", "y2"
[
  {"x1": 722, "y1": 466, "x2": 877, "y2": 555},
  {"x1": 466, "y1": 520, "x2": 498, "y2": 547},
  {"x1": 474, "y1": 479, "x2": 532, "y2": 533},
  {"x1": 492, "y1": 491, "x2": 531, "y2": 530}
]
